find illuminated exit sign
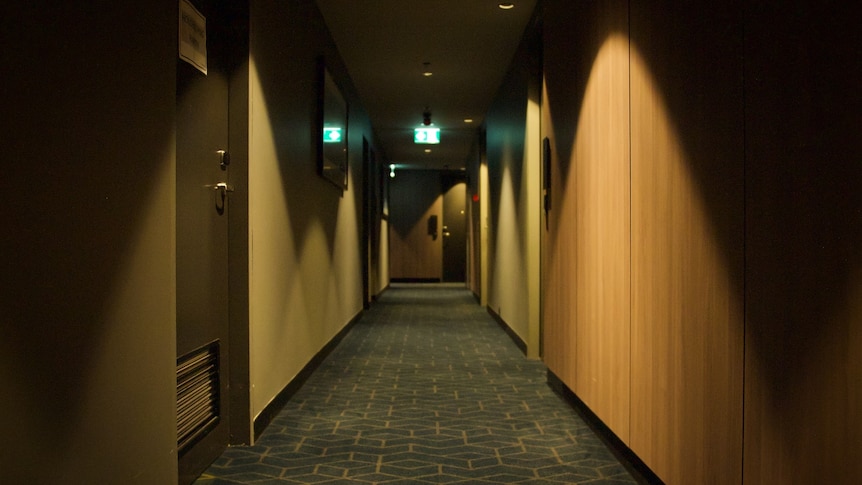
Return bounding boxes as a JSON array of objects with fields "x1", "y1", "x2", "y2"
[
  {"x1": 323, "y1": 127, "x2": 343, "y2": 143},
  {"x1": 414, "y1": 127, "x2": 440, "y2": 144}
]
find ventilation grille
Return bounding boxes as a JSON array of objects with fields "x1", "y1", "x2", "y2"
[{"x1": 177, "y1": 340, "x2": 220, "y2": 454}]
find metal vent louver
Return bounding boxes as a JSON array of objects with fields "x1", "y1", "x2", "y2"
[{"x1": 177, "y1": 340, "x2": 220, "y2": 454}]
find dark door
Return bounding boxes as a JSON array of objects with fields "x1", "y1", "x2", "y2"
[
  {"x1": 176, "y1": 1, "x2": 231, "y2": 482},
  {"x1": 389, "y1": 170, "x2": 443, "y2": 281},
  {"x1": 442, "y1": 173, "x2": 467, "y2": 282}
]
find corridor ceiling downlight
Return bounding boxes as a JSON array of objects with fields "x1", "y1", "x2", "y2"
[{"x1": 498, "y1": 3, "x2": 515, "y2": 10}]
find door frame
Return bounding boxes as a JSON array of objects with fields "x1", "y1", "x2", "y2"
[{"x1": 175, "y1": 1, "x2": 251, "y2": 483}]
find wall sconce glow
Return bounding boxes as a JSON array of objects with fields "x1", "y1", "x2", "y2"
[
  {"x1": 323, "y1": 127, "x2": 342, "y2": 143},
  {"x1": 389, "y1": 164, "x2": 396, "y2": 178},
  {"x1": 414, "y1": 127, "x2": 440, "y2": 144}
]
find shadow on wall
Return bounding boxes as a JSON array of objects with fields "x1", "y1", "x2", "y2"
[
  {"x1": 485, "y1": 68, "x2": 529, "y2": 294},
  {"x1": 742, "y1": 1, "x2": 862, "y2": 479},
  {"x1": 250, "y1": 32, "x2": 339, "y2": 262},
  {"x1": 249, "y1": 0, "x2": 370, "y2": 264},
  {"x1": 3, "y1": 2, "x2": 177, "y2": 481}
]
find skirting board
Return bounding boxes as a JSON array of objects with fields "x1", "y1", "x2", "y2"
[
  {"x1": 486, "y1": 306, "x2": 527, "y2": 355},
  {"x1": 253, "y1": 310, "x2": 364, "y2": 440},
  {"x1": 546, "y1": 370, "x2": 664, "y2": 485}
]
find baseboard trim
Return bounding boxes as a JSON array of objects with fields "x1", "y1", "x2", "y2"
[
  {"x1": 253, "y1": 310, "x2": 364, "y2": 440},
  {"x1": 486, "y1": 306, "x2": 527, "y2": 355},
  {"x1": 373, "y1": 283, "x2": 391, "y2": 301},
  {"x1": 546, "y1": 370, "x2": 664, "y2": 485},
  {"x1": 390, "y1": 278, "x2": 441, "y2": 283}
]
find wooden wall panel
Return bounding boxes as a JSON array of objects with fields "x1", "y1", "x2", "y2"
[
  {"x1": 629, "y1": 2, "x2": 744, "y2": 483},
  {"x1": 541, "y1": 74, "x2": 577, "y2": 386},
  {"x1": 544, "y1": 1, "x2": 862, "y2": 482},
  {"x1": 542, "y1": 0, "x2": 630, "y2": 439},
  {"x1": 544, "y1": 0, "x2": 745, "y2": 482},
  {"x1": 572, "y1": 31, "x2": 631, "y2": 441},
  {"x1": 389, "y1": 170, "x2": 443, "y2": 280},
  {"x1": 743, "y1": 2, "x2": 862, "y2": 482}
]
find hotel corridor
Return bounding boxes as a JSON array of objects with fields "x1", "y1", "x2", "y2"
[{"x1": 194, "y1": 284, "x2": 640, "y2": 484}]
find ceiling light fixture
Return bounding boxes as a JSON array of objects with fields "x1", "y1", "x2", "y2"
[
  {"x1": 498, "y1": 3, "x2": 515, "y2": 10},
  {"x1": 422, "y1": 62, "x2": 433, "y2": 77},
  {"x1": 425, "y1": 148, "x2": 432, "y2": 153},
  {"x1": 464, "y1": 118, "x2": 474, "y2": 124}
]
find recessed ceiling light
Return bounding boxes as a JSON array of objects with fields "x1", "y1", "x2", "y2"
[
  {"x1": 464, "y1": 118, "x2": 474, "y2": 124},
  {"x1": 498, "y1": 3, "x2": 515, "y2": 10},
  {"x1": 424, "y1": 148, "x2": 432, "y2": 153},
  {"x1": 422, "y1": 62, "x2": 433, "y2": 77}
]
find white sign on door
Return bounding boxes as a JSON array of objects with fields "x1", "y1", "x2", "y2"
[{"x1": 179, "y1": 0, "x2": 207, "y2": 75}]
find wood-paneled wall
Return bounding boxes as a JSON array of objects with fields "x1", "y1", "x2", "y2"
[
  {"x1": 543, "y1": 0, "x2": 744, "y2": 482},
  {"x1": 542, "y1": 0, "x2": 631, "y2": 442},
  {"x1": 572, "y1": 30, "x2": 631, "y2": 441},
  {"x1": 544, "y1": 0, "x2": 862, "y2": 482},
  {"x1": 628, "y1": 2, "x2": 745, "y2": 483},
  {"x1": 743, "y1": 2, "x2": 862, "y2": 482}
]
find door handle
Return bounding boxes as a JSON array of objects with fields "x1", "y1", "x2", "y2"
[
  {"x1": 206, "y1": 182, "x2": 234, "y2": 215},
  {"x1": 206, "y1": 182, "x2": 234, "y2": 193}
]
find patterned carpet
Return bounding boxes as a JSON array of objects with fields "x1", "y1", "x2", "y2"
[{"x1": 194, "y1": 283, "x2": 639, "y2": 484}]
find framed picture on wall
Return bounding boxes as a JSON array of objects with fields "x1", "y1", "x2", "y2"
[{"x1": 316, "y1": 57, "x2": 349, "y2": 190}]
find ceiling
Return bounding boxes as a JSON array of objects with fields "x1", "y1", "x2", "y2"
[{"x1": 315, "y1": 0, "x2": 538, "y2": 171}]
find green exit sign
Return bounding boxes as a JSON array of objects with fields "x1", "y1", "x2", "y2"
[
  {"x1": 414, "y1": 127, "x2": 440, "y2": 144},
  {"x1": 323, "y1": 127, "x2": 342, "y2": 143}
]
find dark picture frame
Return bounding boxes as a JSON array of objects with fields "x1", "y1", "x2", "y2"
[{"x1": 316, "y1": 57, "x2": 349, "y2": 190}]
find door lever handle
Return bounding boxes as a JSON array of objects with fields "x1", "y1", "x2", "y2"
[
  {"x1": 206, "y1": 182, "x2": 234, "y2": 193},
  {"x1": 206, "y1": 182, "x2": 233, "y2": 215}
]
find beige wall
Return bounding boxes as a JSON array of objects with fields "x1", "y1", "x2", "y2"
[
  {"x1": 465, "y1": 140, "x2": 483, "y2": 298},
  {"x1": 377, "y1": 218, "x2": 390, "y2": 294},
  {"x1": 542, "y1": 0, "x2": 862, "y2": 482},
  {"x1": 2, "y1": 2, "x2": 178, "y2": 483},
  {"x1": 247, "y1": 0, "x2": 370, "y2": 422},
  {"x1": 483, "y1": 18, "x2": 542, "y2": 355}
]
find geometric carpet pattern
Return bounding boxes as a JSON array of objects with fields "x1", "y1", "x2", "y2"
[{"x1": 194, "y1": 283, "x2": 639, "y2": 484}]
